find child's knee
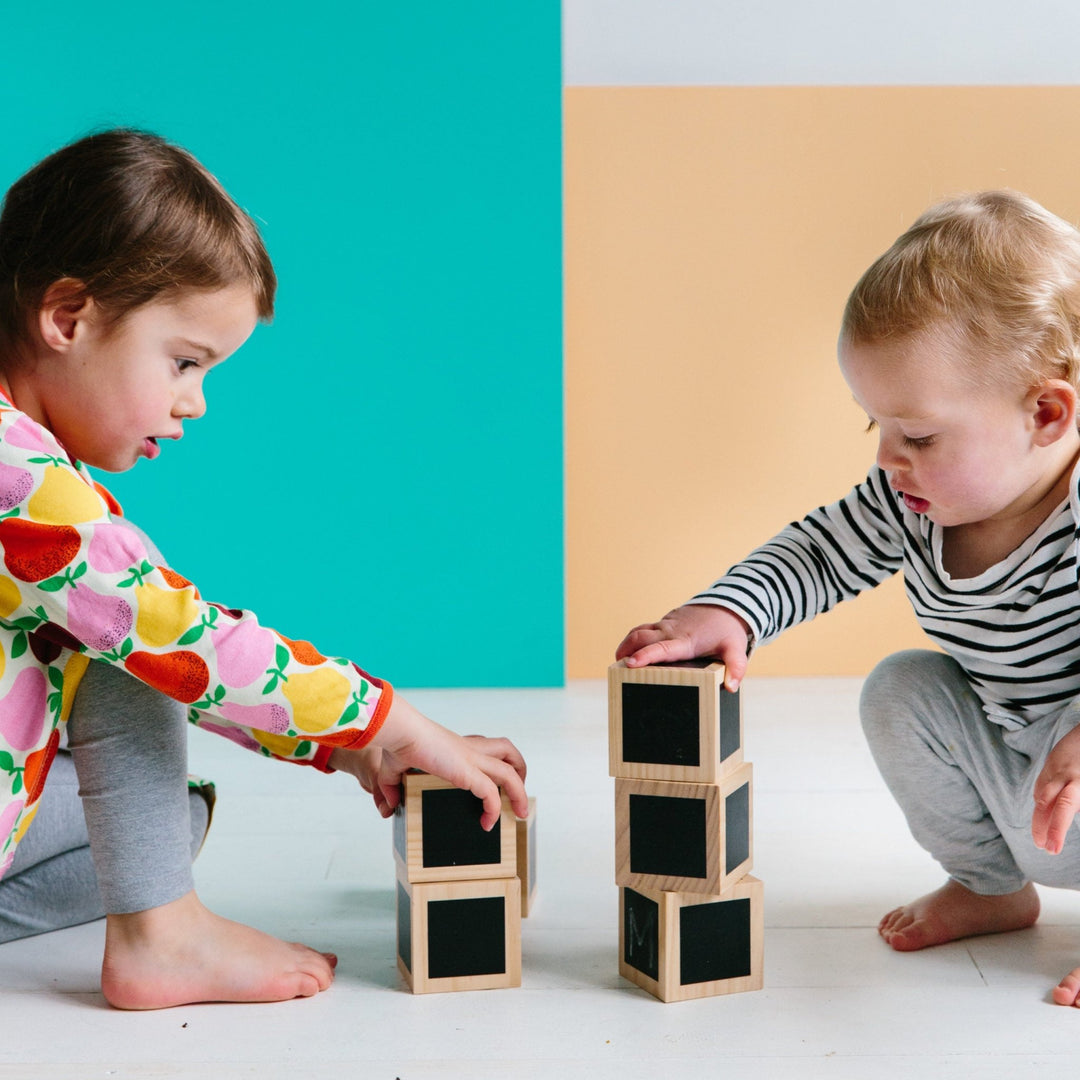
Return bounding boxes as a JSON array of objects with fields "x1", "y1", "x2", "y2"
[{"x1": 859, "y1": 649, "x2": 961, "y2": 740}]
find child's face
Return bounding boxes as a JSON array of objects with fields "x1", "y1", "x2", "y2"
[
  {"x1": 838, "y1": 335, "x2": 1052, "y2": 528},
  {"x1": 36, "y1": 284, "x2": 258, "y2": 472}
]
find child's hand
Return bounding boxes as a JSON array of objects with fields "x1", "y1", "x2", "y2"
[
  {"x1": 1033, "y1": 723, "x2": 1080, "y2": 854},
  {"x1": 331, "y1": 695, "x2": 527, "y2": 831},
  {"x1": 615, "y1": 604, "x2": 752, "y2": 691},
  {"x1": 326, "y1": 744, "x2": 397, "y2": 818}
]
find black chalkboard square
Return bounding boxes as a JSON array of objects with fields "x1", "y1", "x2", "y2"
[
  {"x1": 679, "y1": 896, "x2": 752, "y2": 984},
  {"x1": 393, "y1": 771, "x2": 517, "y2": 883},
  {"x1": 725, "y1": 781, "x2": 751, "y2": 876},
  {"x1": 615, "y1": 763, "x2": 753, "y2": 895},
  {"x1": 427, "y1": 895, "x2": 506, "y2": 979},
  {"x1": 622, "y1": 682, "x2": 701, "y2": 767},
  {"x1": 718, "y1": 762, "x2": 755, "y2": 888},
  {"x1": 618, "y1": 877, "x2": 764, "y2": 1003},
  {"x1": 395, "y1": 871, "x2": 522, "y2": 994},
  {"x1": 421, "y1": 787, "x2": 501, "y2": 868},
  {"x1": 609, "y1": 660, "x2": 742, "y2": 784},
  {"x1": 396, "y1": 880, "x2": 412, "y2": 974},
  {"x1": 628, "y1": 793, "x2": 709, "y2": 879}
]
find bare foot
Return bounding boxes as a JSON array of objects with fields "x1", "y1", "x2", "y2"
[
  {"x1": 878, "y1": 879, "x2": 1040, "y2": 952},
  {"x1": 100, "y1": 890, "x2": 338, "y2": 1010}
]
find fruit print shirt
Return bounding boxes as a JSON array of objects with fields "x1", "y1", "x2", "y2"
[{"x1": 0, "y1": 390, "x2": 393, "y2": 879}]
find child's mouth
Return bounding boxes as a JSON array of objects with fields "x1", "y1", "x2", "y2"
[
  {"x1": 902, "y1": 492, "x2": 930, "y2": 513},
  {"x1": 143, "y1": 437, "x2": 160, "y2": 460}
]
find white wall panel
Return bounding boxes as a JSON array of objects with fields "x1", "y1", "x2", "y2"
[{"x1": 564, "y1": 0, "x2": 1080, "y2": 85}]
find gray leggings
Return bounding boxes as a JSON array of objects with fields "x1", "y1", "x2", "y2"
[
  {"x1": 861, "y1": 649, "x2": 1080, "y2": 896},
  {"x1": 0, "y1": 526, "x2": 211, "y2": 943}
]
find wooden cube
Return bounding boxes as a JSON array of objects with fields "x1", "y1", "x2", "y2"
[
  {"x1": 619, "y1": 876, "x2": 764, "y2": 1002},
  {"x1": 615, "y1": 764, "x2": 752, "y2": 895},
  {"x1": 393, "y1": 772, "x2": 516, "y2": 883},
  {"x1": 396, "y1": 870, "x2": 522, "y2": 993},
  {"x1": 609, "y1": 659, "x2": 742, "y2": 783},
  {"x1": 516, "y1": 797, "x2": 538, "y2": 917}
]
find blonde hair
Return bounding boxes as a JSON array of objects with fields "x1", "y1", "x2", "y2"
[{"x1": 841, "y1": 190, "x2": 1080, "y2": 392}]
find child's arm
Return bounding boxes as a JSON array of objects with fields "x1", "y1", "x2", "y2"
[
  {"x1": 1032, "y1": 722, "x2": 1080, "y2": 854},
  {"x1": 326, "y1": 696, "x2": 527, "y2": 830},
  {"x1": 617, "y1": 468, "x2": 908, "y2": 678},
  {"x1": 616, "y1": 605, "x2": 751, "y2": 692},
  {"x1": 0, "y1": 411, "x2": 385, "y2": 763}
]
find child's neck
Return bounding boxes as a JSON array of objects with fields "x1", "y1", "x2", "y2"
[{"x1": 941, "y1": 446, "x2": 1080, "y2": 579}]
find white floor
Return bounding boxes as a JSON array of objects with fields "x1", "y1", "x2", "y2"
[{"x1": 3, "y1": 677, "x2": 1080, "y2": 1078}]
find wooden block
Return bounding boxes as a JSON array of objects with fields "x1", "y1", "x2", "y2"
[
  {"x1": 396, "y1": 869, "x2": 522, "y2": 994},
  {"x1": 615, "y1": 764, "x2": 753, "y2": 895},
  {"x1": 608, "y1": 659, "x2": 743, "y2": 783},
  {"x1": 516, "y1": 797, "x2": 538, "y2": 917},
  {"x1": 393, "y1": 771, "x2": 516, "y2": 883},
  {"x1": 619, "y1": 876, "x2": 764, "y2": 1002}
]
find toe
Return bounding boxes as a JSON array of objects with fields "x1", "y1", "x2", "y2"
[
  {"x1": 878, "y1": 907, "x2": 902, "y2": 933},
  {"x1": 1053, "y1": 973, "x2": 1080, "y2": 1006},
  {"x1": 884, "y1": 926, "x2": 922, "y2": 952}
]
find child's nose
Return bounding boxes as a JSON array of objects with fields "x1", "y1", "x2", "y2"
[
  {"x1": 875, "y1": 436, "x2": 905, "y2": 472},
  {"x1": 175, "y1": 385, "x2": 206, "y2": 420}
]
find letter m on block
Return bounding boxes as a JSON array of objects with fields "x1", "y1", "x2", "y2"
[{"x1": 624, "y1": 888, "x2": 659, "y2": 980}]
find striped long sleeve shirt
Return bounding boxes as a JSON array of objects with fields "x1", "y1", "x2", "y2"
[{"x1": 693, "y1": 464, "x2": 1080, "y2": 731}]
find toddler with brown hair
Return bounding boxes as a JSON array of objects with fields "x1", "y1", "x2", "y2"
[{"x1": 0, "y1": 128, "x2": 527, "y2": 1009}]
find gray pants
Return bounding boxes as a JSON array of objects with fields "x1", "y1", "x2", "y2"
[
  {"x1": 861, "y1": 649, "x2": 1080, "y2": 895},
  {"x1": 0, "y1": 526, "x2": 211, "y2": 943}
]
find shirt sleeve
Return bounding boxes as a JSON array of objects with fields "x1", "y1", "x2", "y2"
[
  {"x1": 690, "y1": 468, "x2": 906, "y2": 647},
  {"x1": 0, "y1": 411, "x2": 392, "y2": 757}
]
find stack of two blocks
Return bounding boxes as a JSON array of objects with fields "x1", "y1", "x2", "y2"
[
  {"x1": 394, "y1": 773, "x2": 537, "y2": 994},
  {"x1": 610, "y1": 659, "x2": 764, "y2": 1002}
]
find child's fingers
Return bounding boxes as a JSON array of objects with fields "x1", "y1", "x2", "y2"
[
  {"x1": 468, "y1": 774, "x2": 505, "y2": 831},
  {"x1": 723, "y1": 651, "x2": 749, "y2": 692},
  {"x1": 615, "y1": 624, "x2": 666, "y2": 661},
  {"x1": 378, "y1": 779, "x2": 403, "y2": 815},
  {"x1": 1044, "y1": 782, "x2": 1080, "y2": 854},
  {"x1": 497, "y1": 762, "x2": 529, "y2": 820},
  {"x1": 462, "y1": 735, "x2": 527, "y2": 781},
  {"x1": 1032, "y1": 774, "x2": 1061, "y2": 848},
  {"x1": 1032, "y1": 800, "x2": 1052, "y2": 849},
  {"x1": 464, "y1": 754, "x2": 529, "y2": 824},
  {"x1": 1033, "y1": 775, "x2": 1079, "y2": 853},
  {"x1": 370, "y1": 785, "x2": 392, "y2": 818},
  {"x1": 480, "y1": 755, "x2": 529, "y2": 821},
  {"x1": 622, "y1": 636, "x2": 697, "y2": 668}
]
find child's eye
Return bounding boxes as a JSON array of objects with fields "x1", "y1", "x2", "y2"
[
  {"x1": 175, "y1": 358, "x2": 199, "y2": 373},
  {"x1": 903, "y1": 434, "x2": 936, "y2": 450},
  {"x1": 864, "y1": 419, "x2": 878, "y2": 434}
]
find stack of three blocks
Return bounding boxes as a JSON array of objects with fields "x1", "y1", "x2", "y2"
[{"x1": 610, "y1": 659, "x2": 764, "y2": 1002}]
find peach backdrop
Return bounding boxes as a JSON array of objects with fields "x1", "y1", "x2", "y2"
[{"x1": 565, "y1": 86, "x2": 1080, "y2": 678}]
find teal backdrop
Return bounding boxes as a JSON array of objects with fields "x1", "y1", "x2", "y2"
[{"x1": 0, "y1": 3, "x2": 563, "y2": 687}]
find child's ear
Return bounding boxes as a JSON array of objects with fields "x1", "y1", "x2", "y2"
[
  {"x1": 36, "y1": 279, "x2": 93, "y2": 353},
  {"x1": 1030, "y1": 379, "x2": 1078, "y2": 446}
]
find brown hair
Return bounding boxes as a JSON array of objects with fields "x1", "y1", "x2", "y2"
[
  {"x1": 841, "y1": 190, "x2": 1080, "y2": 391},
  {"x1": 0, "y1": 128, "x2": 275, "y2": 358}
]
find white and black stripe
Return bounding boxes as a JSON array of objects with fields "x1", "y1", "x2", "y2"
[{"x1": 694, "y1": 465, "x2": 1080, "y2": 729}]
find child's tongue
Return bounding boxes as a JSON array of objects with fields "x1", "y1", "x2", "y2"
[{"x1": 903, "y1": 492, "x2": 930, "y2": 513}]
